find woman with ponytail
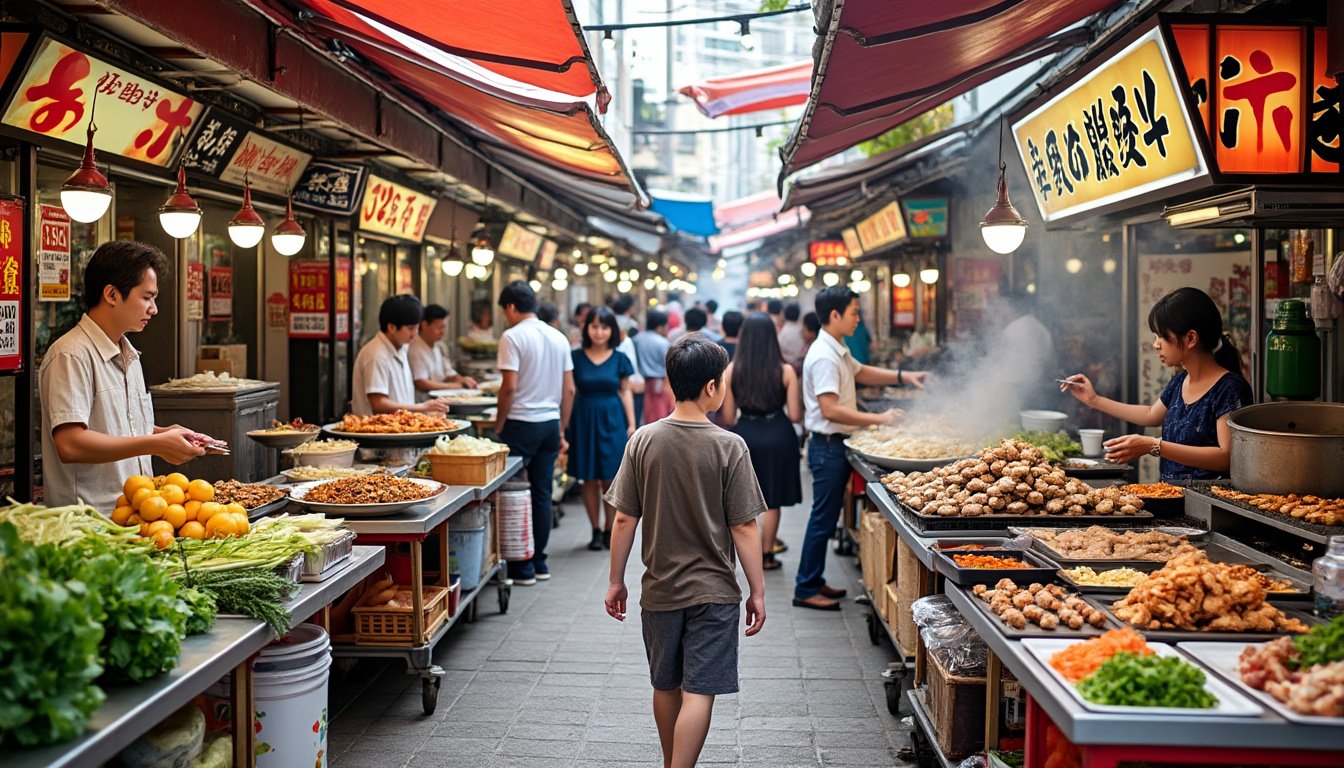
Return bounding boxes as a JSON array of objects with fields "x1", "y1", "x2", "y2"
[{"x1": 1061, "y1": 287, "x2": 1253, "y2": 482}]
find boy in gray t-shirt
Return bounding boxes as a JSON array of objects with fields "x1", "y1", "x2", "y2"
[{"x1": 605, "y1": 336, "x2": 767, "y2": 768}]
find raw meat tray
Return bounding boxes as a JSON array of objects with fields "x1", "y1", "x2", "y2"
[
  {"x1": 1177, "y1": 642, "x2": 1344, "y2": 727},
  {"x1": 958, "y1": 585, "x2": 1119, "y2": 638}
]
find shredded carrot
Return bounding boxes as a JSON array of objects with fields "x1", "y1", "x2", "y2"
[
  {"x1": 1048, "y1": 628, "x2": 1153, "y2": 683},
  {"x1": 951, "y1": 553, "x2": 1030, "y2": 569}
]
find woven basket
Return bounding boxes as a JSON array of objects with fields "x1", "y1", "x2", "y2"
[
  {"x1": 353, "y1": 586, "x2": 449, "y2": 647},
  {"x1": 425, "y1": 449, "x2": 509, "y2": 486}
]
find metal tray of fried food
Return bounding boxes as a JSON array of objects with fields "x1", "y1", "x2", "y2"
[
  {"x1": 961, "y1": 584, "x2": 1118, "y2": 638},
  {"x1": 301, "y1": 530, "x2": 356, "y2": 581},
  {"x1": 1093, "y1": 601, "x2": 1320, "y2": 643}
]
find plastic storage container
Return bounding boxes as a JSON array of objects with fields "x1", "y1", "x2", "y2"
[
  {"x1": 449, "y1": 525, "x2": 487, "y2": 591},
  {"x1": 1313, "y1": 535, "x2": 1344, "y2": 619}
]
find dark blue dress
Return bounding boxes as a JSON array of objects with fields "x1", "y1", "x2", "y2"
[
  {"x1": 1158, "y1": 371, "x2": 1253, "y2": 482},
  {"x1": 568, "y1": 348, "x2": 634, "y2": 480}
]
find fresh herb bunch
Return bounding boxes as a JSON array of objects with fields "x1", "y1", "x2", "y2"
[
  {"x1": 1010, "y1": 431, "x2": 1083, "y2": 463},
  {"x1": 1291, "y1": 614, "x2": 1344, "y2": 669},
  {"x1": 0, "y1": 524, "x2": 106, "y2": 747},
  {"x1": 1076, "y1": 652, "x2": 1217, "y2": 708},
  {"x1": 178, "y1": 587, "x2": 218, "y2": 636},
  {"x1": 181, "y1": 568, "x2": 298, "y2": 634}
]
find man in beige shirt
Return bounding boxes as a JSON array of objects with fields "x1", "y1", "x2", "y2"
[
  {"x1": 408, "y1": 303, "x2": 477, "y2": 402},
  {"x1": 39, "y1": 242, "x2": 209, "y2": 511}
]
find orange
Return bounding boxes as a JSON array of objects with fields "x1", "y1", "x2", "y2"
[
  {"x1": 115, "y1": 493, "x2": 129, "y2": 509},
  {"x1": 139, "y1": 522, "x2": 152, "y2": 537},
  {"x1": 126, "y1": 513, "x2": 142, "y2": 527},
  {"x1": 153, "y1": 475, "x2": 166, "y2": 488},
  {"x1": 159, "y1": 484, "x2": 186, "y2": 506},
  {"x1": 139, "y1": 495, "x2": 169, "y2": 522},
  {"x1": 110, "y1": 505, "x2": 134, "y2": 526},
  {"x1": 231, "y1": 513, "x2": 250, "y2": 536},
  {"x1": 163, "y1": 503, "x2": 187, "y2": 529},
  {"x1": 165, "y1": 472, "x2": 190, "y2": 490},
  {"x1": 205, "y1": 514, "x2": 236, "y2": 538},
  {"x1": 225, "y1": 502, "x2": 247, "y2": 517},
  {"x1": 179, "y1": 521, "x2": 207, "y2": 540},
  {"x1": 151, "y1": 530, "x2": 174, "y2": 550},
  {"x1": 183, "y1": 500, "x2": 202, "y2": 522},
  {"x1": 130, "y1": 487, "x2": 154, "y2": 511},
  {"x1": 187, "y1": 479, "x2": 215, "y2": 503},
  {"x1": 145, "y1": 520, "x2": 174, "y2": 538},
  {"x1": 197, "y1": 501, "x2": 225, "y2": 524},
  {"x1": 123, "y1": 475, "x2": 154, "y2": 500}
]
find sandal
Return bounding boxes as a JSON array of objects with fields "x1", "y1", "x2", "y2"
[
  {"x1": 772, "y1": 539, "x2": 788, "y2": 555},
  {"x1": 763, "y1": 554, "x2": 782, "y2": 571}
]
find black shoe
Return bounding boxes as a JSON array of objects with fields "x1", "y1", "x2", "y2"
[
  {"x1": 602, "y1": 530, "x2": 611, "y2": 549},
  {"x1": 588, "y1": 528, "x2": 603, "y2": 551}
]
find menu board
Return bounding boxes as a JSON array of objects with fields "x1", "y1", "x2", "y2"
[{"x1": 38, "y1": 204, "x2": 70, "y2": 302}]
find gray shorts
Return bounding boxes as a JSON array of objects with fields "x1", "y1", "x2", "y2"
[{"x1": 641, "y1": 602, "x2": 739, "y2": 696}]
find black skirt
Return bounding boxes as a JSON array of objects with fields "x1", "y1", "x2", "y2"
[{"x1": 734, "y1": 410, "x2": 802, "y2": 509}]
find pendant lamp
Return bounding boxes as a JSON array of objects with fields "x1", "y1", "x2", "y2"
[
  {"x1": 61, "y1": 93, "x2": 112, "y2": 223},
  {"x1": 228, "y1": 175, "x2": 266, "y2": 248},
  {"x1": 980, "y1": 120, "x2": 1029, "y2": 255},
  {"x1": 158, "y1": 161, "x2": 201, "y2": 239}
]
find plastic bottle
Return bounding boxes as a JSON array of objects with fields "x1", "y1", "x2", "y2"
[{"x1": 1313, "y1": 535, "x2": 1344, "y2": 619}]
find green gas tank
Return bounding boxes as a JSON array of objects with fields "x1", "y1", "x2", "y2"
[{"x1": 1265, "y1": 299, "x2": 1320, "y2": 400}]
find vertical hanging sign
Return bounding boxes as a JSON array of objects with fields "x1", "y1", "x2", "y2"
[
  {"x1": 208, "y1": 266, "x2": 233, "y2": 320},
  {"x1": 288, "y1": 259, "x2": 330, "y2": 339},
  {"x1": 334, "y1": 256, "x2": 351, "y2": 340},
  {"x1": 0, "y1": 198, "x2": 23, "y2": 372},
  {"x1": 38, "y1": 204, "x2": 70, "y2": 302}
]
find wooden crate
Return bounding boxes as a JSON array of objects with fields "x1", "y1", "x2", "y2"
[
  {"x1": 353, "y1": 586, "x2": 450, "y2": 647},
  {"x1": 426, "y1": 449, "x2": 509, "y2": 486},
  {"x1": 926, "y1": 652, "x2": 987, "y2": 759},
  {"x1": 882, "y1": 582, "x2": 901, "y2": 646}
]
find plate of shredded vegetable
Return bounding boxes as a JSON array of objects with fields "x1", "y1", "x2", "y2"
[{"x1": 1023, "y1": 634, "x2": 1262, "y2": 716}]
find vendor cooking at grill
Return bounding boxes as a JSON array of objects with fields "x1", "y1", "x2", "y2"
[
  {"x1": 39, "y1": 242, "x2": 211, "y2": 512},
  {"x1": 1060, "y1": 287, "x2": 1252, "y2": 482}
]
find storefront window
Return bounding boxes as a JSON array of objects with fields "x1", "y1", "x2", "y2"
[
  {"x1": 357, "y1": 236, "x2": 392, "y2": 346},
  {"x1": 199, "y1": 201, "x2": 262, "y2": 377}
]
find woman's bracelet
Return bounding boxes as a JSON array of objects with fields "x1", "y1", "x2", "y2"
[{"x1": 896, "y1": 367, "x2": 904, "y2": 388}]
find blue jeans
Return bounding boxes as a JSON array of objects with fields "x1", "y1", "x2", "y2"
[
  {"x1": 795, "y1": 436, "x2": 850, "y2": 600},
  {"x1": 500, "y1": 418, "x2": 561, "y2": 580},
  {"x1": 633, "y1": 393, "x2": 644, "y2": 426}
]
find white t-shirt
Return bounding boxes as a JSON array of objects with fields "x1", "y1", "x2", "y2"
[
  {"x1": 802, "y1": 330, "x2": 863, "y2": 435},
  {"x1": 778, "y1": 321, "x2": 806, "y2": 367},
  {"x1": 351, "y1": 332, "x2": 417, "y2": 415},
  {"x1": 407, "y1": 335, "x2": 458, "y2": 403},
  {"x1": 617, "y1": 336, "x2": 644, "y2": 387},
  {"x1": 497, "y1": 317, "x2": 573, "y2": 422}
]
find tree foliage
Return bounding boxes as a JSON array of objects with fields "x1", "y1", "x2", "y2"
[{"x1": 857, "y1": 105, "x2": 954, "y2": 157}]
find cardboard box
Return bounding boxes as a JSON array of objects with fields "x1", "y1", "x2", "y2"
[
  {"x1": 927, "y1": 651, "x2": 987, "y2": 758},
  {"x1": 882, "y1": 581, "x2": 901, "y2": 647},
  {"x1": 197, "y1": 344, "x2": 249, "y2": 378},
  {"x1": 860, "y1": 512, "x2": 882, "y2": 595}
]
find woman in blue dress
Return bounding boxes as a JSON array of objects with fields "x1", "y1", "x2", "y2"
[
  {"x1": 568, "y1": 306, "x2": 636, "y2": 550},
  {"x1": 1061, "y1": 287, "x2": 1252, "y2": 482}
]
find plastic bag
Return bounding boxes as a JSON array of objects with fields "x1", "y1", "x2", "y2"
[
  {"x1": 921, "y1": 623, "x2": 988, "y2": 677},
  {"x1": 911, "y1": 595, "x2": 961, "y2": 629},
  {"x1": 957, "y1": 756, "x2": 987, "y2": 768}
]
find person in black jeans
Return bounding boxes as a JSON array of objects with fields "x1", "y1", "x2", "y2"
[
  {"x1": 495, "y1": 281, "x2": 576, "y2": 585},
  {"x1": 795, "y1": 287, "x2": 928, "y2": 610}
]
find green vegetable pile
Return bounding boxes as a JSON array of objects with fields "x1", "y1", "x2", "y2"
[
  {"x1": 178, "y1": 568, "x2": 298, "y2": 634},
  {"x1": 1076, "y1": 651, "x2": 1217, "y2": 708},
  {"x1": 1291, "y1": 614, "x2": 1344, "y2": 669},
  {"x1": 1010, "y1": 431, "x2": 1083, "y2": 463}
]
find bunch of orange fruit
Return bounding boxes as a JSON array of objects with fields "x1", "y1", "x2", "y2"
[{"x1": 111, "y1": 473, "x2": 251, "y2": 549}]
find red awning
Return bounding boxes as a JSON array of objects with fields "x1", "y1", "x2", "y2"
[
  {"x1": 708, "y1": 206, "x2": 810, "y2": 254},
  {"x1": 714, "y1": 190, "x2": 788, "y2": 230},
  {"x1": 679, "y1": 61, "x2": 812, "y2": 119},
  {"x1": 779, "y1": 1, "x2": 1116, "y2": 179}
]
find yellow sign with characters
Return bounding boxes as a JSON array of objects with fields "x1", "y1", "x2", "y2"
[
  {"x1": 1012, "y1": 28, "x2": 1207, "y2": 222},
  {"x1": 854, "y1": 201, "x2": 908, "y2": 252}
]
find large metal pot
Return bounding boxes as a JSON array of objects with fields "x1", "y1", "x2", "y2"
[{"x1": 1227, "y1": 402, "x2": 1344, "y2": 497}]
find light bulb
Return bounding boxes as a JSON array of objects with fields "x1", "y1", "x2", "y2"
[
  {"x1": 981, "y1": 223, "x2": 1027, "y2": 255},
  {"x1": 644, "y1": 278, "x2": 656, "y2": 290},
  {"x1": 604, "y1": 269, "x2": 617, "y2": 283},
  {"x1": 270, "y1": 198, "x2": 306, "y2": 256},
  {"x1": 158, "y1": 163, "x2": 201, "y2": 239},
  {"x1": 617, "y1": 279, "x2": 633, "y2": 293},
  {"x1": 572, "y1": 262, "x2": 588, "y2": 276},
  {"x1": 529, "y1": 279, "x2": 542, "y2": 291},
  {"x1": 778, "y1": 274, "x2": 791, "y2": 285},
  {"x1": 227, "y1": 179, "x2": 266, "y2": 248},
  {"x1": 803, "y1": 278, "x2": 814, "y2": 289},
  {"x1": 893, "y1": 273, "x2": 912, "y2": 288},
  {"x1": 647, "y1": 260, "x2": 658, "y2": 272},
  {"x1": 1065, "y1": 258, "x2": 1083, "y2": 274},
  {"x1": 919, "y1": 268, "x2": 940, "y2": 284},
  {"x1": 850, "y1": 269, "x2": 863, "y2": 282},
  {"x1": 601, "y1": 30, "x2": 616, "y2": 51},
  {"x1": 738, "y1": 20, "x2": 754, "y2": 50},
  {"x1": 62, "y1": 189, "x2": 112, "y2": 223},
  {"x1": 800, "y1": 262, "x2": 817, "y2": 278},
  {"x1": 442, "y1": 259, "x2": 465, "y2": 277},
  {"x1": 822, "y1": 272, "x2": 840, "y2": 287},
  {"x1": 1102, "y1": 258, "x2": 1117, "y2": 275},
  {"x1": 471, "y1": 243, "x2": 495, "y2": 266},
  {"x1": 553, "y1": 279, "x2": 569, "y2": 291},
  {"x1": 553, "y1": 267, "x2": 567, "y2": 280}
]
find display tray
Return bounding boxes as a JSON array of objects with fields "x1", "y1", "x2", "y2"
[
  {"x1": 321, "y1": 421, "x2": 471, "y2": 447},
  {"x1": 1029, "y1": 540, "x2": 1255, "y2": 571},
  {"x1": 1020, "y1": 639, "x2": 1264, "y2": 717},
  {"x1": 243, "y1": 495, "x2": 291, "y2": 520},
  {"x1": 1177, "y1": 641, "x2": 1344, "y2": 728},
  {"x1": 930, "y1": 537, "x2": 1020, "y2": 552},
  {"x1": 1186, "y1": 481, "x2": 1344, "y2": 541},
  {"x1": 287, "y1": 477, "x2": 448, "y2": 516},
  {"x1": 960, "y1": 586, "x2": 1119, "y2": 638},
  {"x1": 891, "y1": 494, "x2": 1155, "y2": 532},
  {"x1": 844, "y1": 442, "x2": 968, "y2": 472},
  {"x1": 1055, "y1": 566, "x2": 1311, "y2": 605},
  {"x1": 1059, "y1": 458, "x2": 1133, "y2": 478},
  {"x1": 280, "y1": 464, "x2": 391, "y2": 483},
  {"x1": 1092, "y1": 601, "x2": 1320, "y2": 643},
  {"x1": 933, "y1": 548, "x2": 1059, "y2": 586},
  {"x1": 1055, "y1": 568, "x2": 1149, "y2": 596}
]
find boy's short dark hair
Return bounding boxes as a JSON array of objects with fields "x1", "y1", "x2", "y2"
[
  {"x1": 684, "y1": 307, "x2": 708, "y2": 331},
  {"x1": 705, "y1": 299, "x2": 718, "y2": 315},
  {"x1": 721, "y1": 310, "x2": 744, "y2": 338},
  {"x1": 666, "y1": 335, "x2": 729, "y2": 402},
  {"x1": 537, "y1": 302, "x2": 560, "y2": 325},
  {"x1": 784, "y1": 302, "x2": 801, "y2": 322},
  {"x1": 498, "y1": 280, "x2": 538, "y2": 313},
  {"x1": 645, "y1": 309, "x2": 668, "y2": 332},
  {"x1": 815, "y1": 286, "x2": 859, "y2": 326},
  {"x1": 766, "y1": 299, "x2": 783, "y2": 316},
  {"x1": 572, "y1": 302, "x2": 592, "y2": 320},
  {"x1": 613, "y1": 295, "x2": 635, "y2": 315},
  {"x1": 803, "y1": 311, "x2": 821, "y2": 334},
  {"x1": 422, "y1": 303, "x2": 449, "y2": 323},
  {"x1": 83, "y1": 241, "x2": 169, "y2": 308},
  {"x1": 380, "y1": 294, "x2": 423, "y2": 330}
]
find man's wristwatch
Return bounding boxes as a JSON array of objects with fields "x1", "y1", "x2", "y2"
[{"x1": 1148, "y1": 438, "x2": 1162, "y2": 457}]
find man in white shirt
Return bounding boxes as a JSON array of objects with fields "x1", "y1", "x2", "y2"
[
  {"x1": 777, "y1": 302, "x2": 806, "y2": 369},
  {"x1": 408, "y1": 304, "x2": 478, "y2": 402},
  {"x1": 40, "y1": 241, "x2": 208, "y2": 511},
  {"x1": 351, "y1": 295, "x2": 450, "y2": 416},
  {"x1": 795, "y1": 287, "x2": 928, "y2": 611},
  {"x1": 495, "y1": 281, "x2": 576, "y2": 585}
]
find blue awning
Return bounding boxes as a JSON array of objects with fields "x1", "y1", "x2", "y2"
[{"x1": 649, "y1": 190, "x2": 719, "y2": 237}]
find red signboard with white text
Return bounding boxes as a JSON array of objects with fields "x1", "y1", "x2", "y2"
[
  {"x1": 289, "y1": 260, "x2": 330, "y2": 339},
  {"x1": 208, "y1": 266, "x2": 233, "y2": 320},
  {"x1": 0, "y1": 198, "x2": 23, "y2": 372},
  {"x1": 2, "y1": 37, "x2": 203, "y2": 167}
]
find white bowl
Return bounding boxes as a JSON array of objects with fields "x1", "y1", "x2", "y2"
[
  {"x1": 285, "y1": 446, "x2": 357, "y2": 468},
  {"x1": 1020, "y1": 410, "x2": 1068, "y2": 433}
]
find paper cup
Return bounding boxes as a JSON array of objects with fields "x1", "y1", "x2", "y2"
[{"x1": 1078, "y1": 429, "x2": 1105, "y2": 457}]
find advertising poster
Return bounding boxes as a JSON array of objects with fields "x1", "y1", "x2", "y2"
[
  {"x1": 0, "y1": 198, "x2": 22, "y2": 371},
  {"x1": 208, "y1": 265, "x2": 233, "y2": 320},
  {"x1": 185, "y1": 261, "x2": 204, "y2": 320},
  {"x1": 289, "y1": 259, "x2": 329, "y2": 339},
  {"x1": 38, "y1": 204, "x2": 70, "y2": 302}
]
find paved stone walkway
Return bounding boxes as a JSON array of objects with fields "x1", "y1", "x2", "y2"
[{"x1": 329, "y1": 477, "x2": 911, "y2": 767}]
